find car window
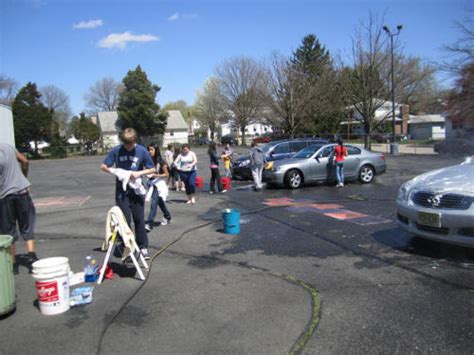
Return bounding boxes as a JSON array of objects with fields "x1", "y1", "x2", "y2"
[
  {"x1": 293, "y1": 144, "x2": 323, "y2": 159},
  {"x1": 290, "y1": 141, "x2": 307, "y2": 152},
  {"x1": 347, "y1": 146, "x2": 361, "y2": 155},
  {"x1": 273, "y1": 142, "x2": 289, "y2": 154},
  {"x1": 318, "y1": 146, "x2": 333, "y2": 158}
]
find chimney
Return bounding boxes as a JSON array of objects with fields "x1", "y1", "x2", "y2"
[{"x1": 401, "y1": 104, "x2": 409, "y2": 135}]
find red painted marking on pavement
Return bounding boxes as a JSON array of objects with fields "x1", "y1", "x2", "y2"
[
  {"x1": 263, "y1": 198, "x2": 296, "y2": 206},
  {"x1": 35, "y1": 196, "x2": 90, "y2": 208},
  {"x1": 324, "y1": 210, "x2": 368, "y2": 220},
  {"x1": 310, "y1": 203, "x2": 344, "y2": 210}
]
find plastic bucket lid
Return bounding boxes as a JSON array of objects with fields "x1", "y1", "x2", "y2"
[
  {"x1": 32, "y1": 257, "x2": 69, "y2": 275},
  {"x1": 0, "y1": 235, "x2": 13, "y2": 248}
]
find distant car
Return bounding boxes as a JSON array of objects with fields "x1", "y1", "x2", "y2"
[
  {"x1": 372, "y1": 133, "x2": 408, "y2": 143},
  {"x1": 221, "y1": 135, "x2": 238, "y2": 146},
  {"x1": 434, "y1": 138, "x2": 474, "y2": 156},
  {"x1": 396, "y1": 157, "x2": 474, "y2": 248},
  {"x1": 263, "y1": 143, "x2": 386, "y2": 189},
  {"x1": 252, "y1": 135, "x2": 272, "y2": 144},
  {"x1": 232, "y1": 138, "x2": 328, "y2": 180}
]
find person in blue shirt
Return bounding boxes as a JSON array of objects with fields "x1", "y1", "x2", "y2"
[{"x1": 100, "y1": 128, "x2": 155, "y2": 259}]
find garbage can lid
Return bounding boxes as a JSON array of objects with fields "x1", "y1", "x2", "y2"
[{"x1": 0, "y1": 235, "x2": 13, "y2": 248}]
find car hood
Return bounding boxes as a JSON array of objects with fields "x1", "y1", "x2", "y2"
[{"x1": 405, "y1": 158, "x2": 474, "y2": 196}]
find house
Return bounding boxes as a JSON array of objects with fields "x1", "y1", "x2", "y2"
[
  {"x1": 408, "y1": 114, "x2": 446, "y2": 140},
  {"x1": 162, "y1": 110, "x2": 189, "y2": 147},
  {"x1": 445, "y1": 115, "x2": 474, "y2": 139},
  {"x1": 97, "y1": 111, "x2": 120, "y2": 151},
  {"x1": 342, "y1": 100, "x2": 409, "y2": 137}
]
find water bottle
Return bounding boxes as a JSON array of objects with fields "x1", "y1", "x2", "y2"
[{"x1": 84, "y1": 255, "x2": 98, "y2": 282}]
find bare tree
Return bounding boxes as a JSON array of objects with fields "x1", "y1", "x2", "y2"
[
  {"x1": 84, "y1": 77, "x2": 123, "y2": 113},
  {"x1": 0, "y1": 75, "x2": 19, "y2": 106},
  {"x1": 442, "y1": 10, "x2": 474, "y2": 73},
  {"x1": 215, "y1": 56, "x2": 266, "y2": 145},
  {"x1": 262, "y1": 53, "x2": 312, "y2": 138},
  {"x1": 41, "y1": 85, "x2": 72, "y2": 133},
  {"x1": 195, "y1": 77, "x2": 225, "y2": 141},
  {"x1": 346, "y1": 14, "x2": 391, "y2": 149},
  {"x1": 346, "y1": 14, "x2": 440, "y2": 149}
]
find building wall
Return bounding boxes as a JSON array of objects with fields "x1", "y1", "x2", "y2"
[
  {"x1": 409, "y1": 123, "x2": 445, "y2": 140},
  {"x1": 163, "y1": 129, "x2": 188, "y2": 147},
  {"x1": 102, "y1": 133, "x2": 120, "y2": 151}
]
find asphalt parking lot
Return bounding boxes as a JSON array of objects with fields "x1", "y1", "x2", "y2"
[{"x1": 1, "y1": 148, "x2": 473, "y2": 354}]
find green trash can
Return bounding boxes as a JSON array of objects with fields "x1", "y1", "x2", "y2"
[{"x1": 0, "y1": 235, "x2": 16, "y2": 315}]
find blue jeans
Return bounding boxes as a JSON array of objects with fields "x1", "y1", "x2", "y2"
[
  {"x1": 116, "y1": 190, "x2": 148, "y2": 248},
  {"x1": 146, "y1": 188, "x2": 171, "y2": 224},
  {"x1": 179, "y1": 170, "x2": 197, "y2": 195},
  {"x1": 336, "y1": 162, "x2": 344, "y2": 184}
]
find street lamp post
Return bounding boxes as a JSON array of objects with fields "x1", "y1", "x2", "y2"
[{"x1": 383, "y1": 24, "x2": 402, "y2": 155}]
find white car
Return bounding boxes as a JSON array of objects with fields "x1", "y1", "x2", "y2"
[{"x1": 396, "y1": 157, "x2": 474, "y2": 247}]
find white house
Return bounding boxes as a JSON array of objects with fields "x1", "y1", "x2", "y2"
[
  {"x1": 408, "y1": 114, "x2": 446, "y2": 140},
  {"x1": 162, "y1": 110, "x2": 189, "y2": 147},
  {"x1": 97, "y1": 111, "x2": 120, "y2": 150},
  {"x1": 0, "y1": 104, "x2": 15, "y2": 146}
]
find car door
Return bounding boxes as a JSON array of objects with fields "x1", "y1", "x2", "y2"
[
  {"x1": 269, "y1": 142, "x2": 290, "y2": 161},
  {"x1": 344, "y1": 145, "x2": 362, "y2": 177},
  {"x1": 312, "y1": 145, "x2": 336, "y2": 181}
]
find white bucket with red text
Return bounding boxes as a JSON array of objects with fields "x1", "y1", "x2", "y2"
[{"x1": 32, "y1": 257, "x2": 70, "y2": 315}]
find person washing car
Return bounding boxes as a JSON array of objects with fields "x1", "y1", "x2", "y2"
[
  {"x1": 249, "y1": 142, "x2": 266, "y2": 191},
  {"x1": 333, "y1": 139, "x2": 348, "y2": 187}
]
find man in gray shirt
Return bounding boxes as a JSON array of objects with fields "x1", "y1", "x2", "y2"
[
  {"x1": 0, "y1": 143, "x2": 38, "y2": 274},
  {"x1": 249, "y1": 142, "x2": 266, "y2": 191}
]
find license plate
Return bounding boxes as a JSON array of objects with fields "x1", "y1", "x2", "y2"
[{"x1": 416, "y1": 211, "x2": 441, "y2": 228}]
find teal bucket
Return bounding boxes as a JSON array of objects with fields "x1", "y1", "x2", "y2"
[{"x1": 223, "y1": 209, "x2": 240, "y2": 235}]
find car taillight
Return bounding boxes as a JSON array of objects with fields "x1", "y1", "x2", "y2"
[{"x1": 380, "y1": 154, "x2": 385, "y2": 161}]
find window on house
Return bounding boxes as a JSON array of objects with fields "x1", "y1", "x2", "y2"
[{"x1": 170, "y1": 131, "x2": 174, "y2": 136}]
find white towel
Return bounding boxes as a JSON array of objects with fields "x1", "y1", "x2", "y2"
[
  {"x1": 109, "y1": 168, "x2": 146, "y2": 196},
  {"x1": 145, "y1": 178, "x2": 169, "y2": 202}
]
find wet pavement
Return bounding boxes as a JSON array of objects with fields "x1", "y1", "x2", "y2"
[{"x1": 1, "y1": 149, "x2": 473, "y2": 354}]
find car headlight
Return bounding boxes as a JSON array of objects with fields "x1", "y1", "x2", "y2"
[
  {"x1": 239, "y1": 159, "x2": 250, "y2": 167},
  {"x1": 397, "y1": 183, "x2": 410, "y2": 202}
]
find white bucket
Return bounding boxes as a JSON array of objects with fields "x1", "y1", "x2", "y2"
[{"x1": 31, "y1": 257, "x2": 70, "y2": 315}]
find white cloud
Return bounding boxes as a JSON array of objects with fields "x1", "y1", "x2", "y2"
[
  {"x1": 73, "y1": 19, "x2": 103, "y2": 30},
  {"x1": 168, "y1": 12, "x2": 180, "y2": 21},
  {"x1": 97, "y1": 32, "x2": 160, "y2": 49}
]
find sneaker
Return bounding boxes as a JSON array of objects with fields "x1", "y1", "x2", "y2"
[
  {"x1": 13, "y1": 262, "x2": 19, "y2": 275},
  {"x1": 181, "y1": 187, "x2": 186, "y2": 192},
  {"x1": 220, "y1": 189, "x2": 227, "y2": 194},
  {"x1": 161, "y1": 218, "x2": 169, "y2": 226},
  {"x1": 141, "y1": 248, "x2": 150, "y2": 260},
  {"x1": 209, "y1": 191, "x2": 214, "y2": 194},
  {"x1": 186, "y1": 200, "x2": 192, "y2": 204},
  {"x1": 145, "y1": 223, "x2": 152, "y2": 233},
  {"x1": 191, "y1": 197, "x2": 196, "y2": 204}
]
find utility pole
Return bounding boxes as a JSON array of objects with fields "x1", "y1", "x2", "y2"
[{"x1": 383, "y1": 24, "x2": 403, "y2": 155}]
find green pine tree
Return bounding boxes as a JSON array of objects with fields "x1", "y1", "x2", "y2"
[
  {"x1": 117, "y1": 65, "x2": 167, "y2": 138},
  {"x1": 291, "y1": 34, "x2": 332, "y2": 79},
  {"x1": 12, "y1": 82, "x2": 53, "y2": 154}
]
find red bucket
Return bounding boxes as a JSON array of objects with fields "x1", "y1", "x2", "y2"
[
  {"x1": 195, "y1": 176, "x2": 203, "y2": 188},
  {"x1": 221, "y1": 177, "x2": 231, "y2": 190}
]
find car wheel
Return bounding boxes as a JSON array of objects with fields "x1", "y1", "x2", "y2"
[
  {"x1": 358, "y1": 165, "x2": 375, "y2": 184},
  {"x1": 284, "y1": 169, "x2": 303, "y2": 189}
]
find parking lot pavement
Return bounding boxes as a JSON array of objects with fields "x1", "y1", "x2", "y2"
[{"x1": 1, "y1": 150, "x2": 473, "y2": 354}]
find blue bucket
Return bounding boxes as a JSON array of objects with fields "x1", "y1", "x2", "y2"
[{"x1": 222, "y1": 209, "x2": 240, "y2": 235}]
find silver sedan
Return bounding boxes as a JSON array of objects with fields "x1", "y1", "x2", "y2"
[
  {"x1": 396, "y1": 157, "x2": 474, "y2": 247},
  {"x1": 263, "y1": 143, "x2": 386, "y2": 189}
]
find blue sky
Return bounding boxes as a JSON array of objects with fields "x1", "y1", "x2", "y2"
[{"x1": 1, "y1": 0, "x2": 471, "y2": 116}]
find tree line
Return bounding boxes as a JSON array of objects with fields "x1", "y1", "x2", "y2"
[{"x1": 1, "y1": 12, "x2": 471, "y2": 152}]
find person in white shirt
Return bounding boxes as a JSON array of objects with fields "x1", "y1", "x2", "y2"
[{"x1": 174, "y1": 144, "x2": 198, "y2": 204}]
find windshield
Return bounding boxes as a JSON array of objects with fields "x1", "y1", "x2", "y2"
[
  {"x1": 261, "y1": 142, "x2": 277, "y2": 153},
  {"x1": 293, "y1": 144, "x2": 324, "y2": 159}
]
